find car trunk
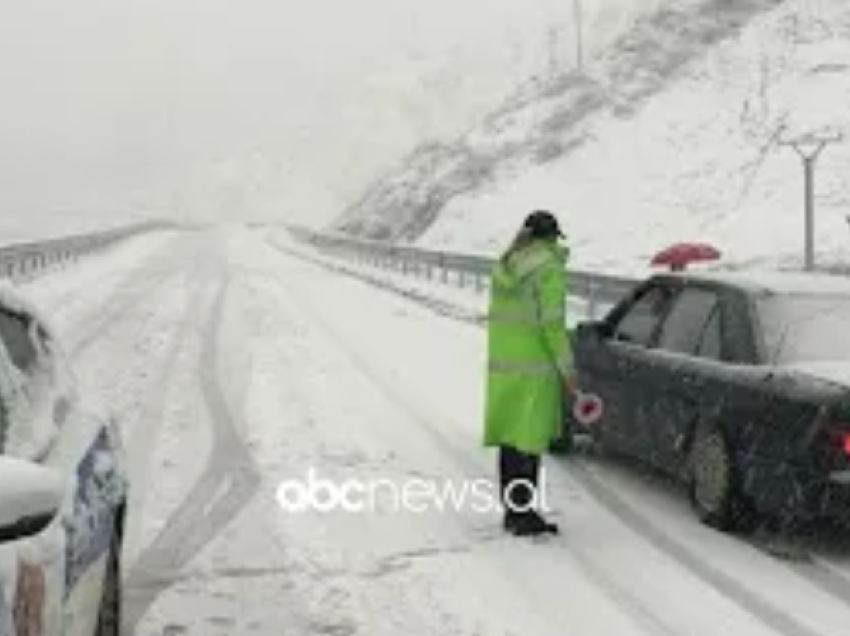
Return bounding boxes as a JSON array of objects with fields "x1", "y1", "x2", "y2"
[{"x1": 777, "y1": 363, "x2": 850, "y2": 474}]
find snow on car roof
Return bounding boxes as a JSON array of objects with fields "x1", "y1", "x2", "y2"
[
  {"x1": 0, "y1": 279, "x2": 57, "y2": 337},
  {"x1": 662, "y1": 269, "x2": 850, "y2": 297}
]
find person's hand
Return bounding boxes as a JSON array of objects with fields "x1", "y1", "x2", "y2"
[{"x1": 563, "y1": 372, "x2": 578, "y2": 394}]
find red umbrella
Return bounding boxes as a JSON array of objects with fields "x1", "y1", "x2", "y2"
[{"x1": 651, "y1": 242, "x2": 720, "y2": 271}]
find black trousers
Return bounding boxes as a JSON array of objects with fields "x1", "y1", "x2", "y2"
[{"x1": 498, "y1": 445, "x2": 541, "y2": 516}]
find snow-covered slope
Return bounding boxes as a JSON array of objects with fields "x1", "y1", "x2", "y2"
[{"x1": 334, "y1": 0, "x2": 850, "y2": 276}]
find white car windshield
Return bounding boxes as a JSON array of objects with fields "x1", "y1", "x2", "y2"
[{"x1": 757, "y1": 294, "x2": 850, "y2": 364}]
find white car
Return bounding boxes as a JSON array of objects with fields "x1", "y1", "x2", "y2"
[{"x1": 0, "y1": 283, "x2": 127, "y2": 636}]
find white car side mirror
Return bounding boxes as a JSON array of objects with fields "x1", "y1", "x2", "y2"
[{"x1": 0, "y1": 456, "x2": 64, "y2": 542}]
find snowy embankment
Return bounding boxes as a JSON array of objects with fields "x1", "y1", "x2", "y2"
[
  {"x1": 337, "y1": 0, "x2": 850, "y2": 277},
  {"x1": 422, "y1": 0, "x2": 850, "y2": 275},
  {"x1": 130, "y1": 228, "x2": 850, "y2": 636}
]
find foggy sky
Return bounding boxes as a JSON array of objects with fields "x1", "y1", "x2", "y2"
[{"x1": 0, "y1": 0, "x2": 651, "y2": 230}]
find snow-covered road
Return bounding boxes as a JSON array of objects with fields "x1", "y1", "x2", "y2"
[{"x1": 15, "y1": 228, "x2": 850, "y2": 635}]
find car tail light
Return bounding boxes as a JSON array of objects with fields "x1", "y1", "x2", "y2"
[{"x1": 819, "y1": 423, "x2": 850, "y2": 457}]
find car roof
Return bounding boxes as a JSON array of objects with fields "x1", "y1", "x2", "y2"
[{"x1": 653, "y1": 269, "x2": 850, "y2": 298}]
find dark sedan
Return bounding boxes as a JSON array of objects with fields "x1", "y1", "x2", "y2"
[{"x1": 564, "y1": 270, "x2": 850, "y2": 532}]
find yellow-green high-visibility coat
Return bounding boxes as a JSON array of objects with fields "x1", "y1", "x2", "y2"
[{"x1": 483, "y1": 239, "x2": 573, "y2": 454}]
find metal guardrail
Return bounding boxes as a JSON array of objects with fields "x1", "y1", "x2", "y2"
[
  {"x1": 285, "y1": 226, "x2": 641, "y2": 317},
  {"x1": 0, "y1": 220, "x2": 182, "y2": 283}
]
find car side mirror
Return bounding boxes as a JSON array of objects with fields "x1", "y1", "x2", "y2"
[
  {"x1": 0, "y1": 457, "x2": 64, "y2": 543},
  {"x1": 576, "y1": 320, "x2": 613, "y2": 340}
]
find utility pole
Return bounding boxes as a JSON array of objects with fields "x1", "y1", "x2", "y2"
[
  {"x1": 779, "y1": 132, "x2": 842, "y2": 271},
  {"x1": 573, "y1": 0, "x2": 584, "y2": 72}
]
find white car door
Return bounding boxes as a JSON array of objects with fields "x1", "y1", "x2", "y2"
[
  {"x1": 0, "y1": 298, "x2": 125, "y2": 636},
  {"x1": 0, "y1": 305, "x2": 68, "y2": 636}
]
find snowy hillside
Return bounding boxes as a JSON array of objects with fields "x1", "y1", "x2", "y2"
[{"x1": 333, "y1": 0, "x2": 850, "y2": 276}]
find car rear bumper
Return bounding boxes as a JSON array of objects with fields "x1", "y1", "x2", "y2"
[
  {"x1": 816, "y1": 471, "x2": 850, "y2": 524},
  {"x1": 827, "y1": 470, "x2": 850, "y2": 486},
  {"x1": 744, "y1": 458, "x2": 850, "y2": 525},
  {"x1": 790, "y1": 471, "x2": 850, "y2": 525}
]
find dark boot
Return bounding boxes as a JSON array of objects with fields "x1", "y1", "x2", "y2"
[
  {"x1": 512, "y1": 450, "x2": 559, "y2": 536},
  {"x1": 513, "y1": 510, "x2": 559, "y2": 536},
  {"x1": 500, "y1": 446, "x2": 531, "y2": 533},
  {"x1": 503, "y1": 511, "x2": 522, "y2": 533}
]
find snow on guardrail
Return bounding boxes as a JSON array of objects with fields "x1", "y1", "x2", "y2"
[
  {"x1": 284, "y1": 225, "x2": 639, "y2": 318},
  {"x1": 0, "y1": 220, "x2": 186, "y2": 284}
]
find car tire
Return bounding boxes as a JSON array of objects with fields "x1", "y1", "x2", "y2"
[
  {"x1": 688, "y1": 425, "x2": 754, "y2": 532},
  {"x1": 94, "y1": 507, "x2": 124, "y2": 636}
]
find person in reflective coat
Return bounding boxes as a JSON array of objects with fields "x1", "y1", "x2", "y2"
[{"x1": 483, "y1": 210, "x2": 575, "y2": 536}]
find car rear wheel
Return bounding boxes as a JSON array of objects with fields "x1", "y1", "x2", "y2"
[{"x1": 688, "y1": 425, "x2": 754, "y2": 532}]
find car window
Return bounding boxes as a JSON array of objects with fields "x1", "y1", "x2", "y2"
[
  {"x1": 757, "y1": 295, "x2": 850, "y2": 364},
  {"x1": 723, "y1": 294, "x2": 759, "y2": 364},
  {"x1": 696, "y1": 307, "x2": 722, "y2": 360},
  {"x1": 0, "y1": 309, "x2": 37, "y2": 374},
  {"x1": 0, "y1": 309, "x2": 37, "y2": 452},
  {"x1": 656, "y1": 287, "x2": 719, "y2": 355},
  {"x1": 613, "y1": 285, "x2": 677, "y2": 347}
]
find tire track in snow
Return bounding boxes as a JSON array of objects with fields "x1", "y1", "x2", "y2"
[
  {"x1": 62, "y1": 237, "x2": 195, "y2": 358},
  {"x1": 228, "y1": 275, "x2": 496, "y2": 636},
  {"x1": 124, "y1": 270, "x2": 262, "y2": 633},
  {"x1": 119, "y1": 269, "x2": 213, "y2": 562},
  {"x1": 568, "y1": 458, "x2": 828, "y2": 636},
  {"x1": 786, "y1": 559, "x2": 850, "y2": 608},
  {"x1": 32, "y1": 231, "x2": 183, "y2": 327},
  {"x1": 246, "y1": 271, "x2": 662, "y2": 636},
  {"x1": 565, "y1": 453, "x2": 850, "y2": 623},
  {"x1": 271, "y1": 239, "x2": 839, "y2": 636},
  {"x1": 264, "y1": 249, "x2": 688, "y2": 636},
  {"x1": 46, "y1": 237, "x2": 214, "y2": 566}
]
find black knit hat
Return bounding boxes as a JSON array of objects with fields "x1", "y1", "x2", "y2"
[{"x1": 523, "y1": 210, "x2": 564, "y2": 239}]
